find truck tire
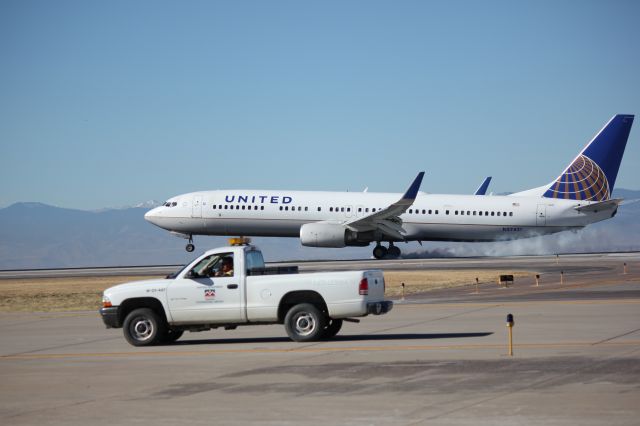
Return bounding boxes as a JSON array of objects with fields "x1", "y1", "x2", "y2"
[
  {"x1": 123, "y1": 308, "x2": 166, "y2": 346},
  {"x1": 160, "y1": 328, "x2": 184, "y2": 344},
  {"x1": 322, "y1": 319, "x2": 343, "y2": 339},
  {"x1": 284, "y1": 303, "x2": 327, "y2": 342}
]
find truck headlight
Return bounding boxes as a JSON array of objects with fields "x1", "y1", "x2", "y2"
[{"x1": 102, "y1": 295, "x2": 112, "y2": 308}]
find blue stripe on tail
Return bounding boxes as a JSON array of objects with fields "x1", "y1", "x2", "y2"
[{"x1": 543, "y1": 114, "x2": 634, "y2": 201}]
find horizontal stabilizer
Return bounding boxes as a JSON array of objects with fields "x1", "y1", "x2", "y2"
[{"x1": 574, "y1": 198, "x2": 622, "y2": 213}]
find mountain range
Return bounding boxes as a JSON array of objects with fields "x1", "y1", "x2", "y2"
[{"x1": 1, "y1": 189, "x2": 639, "y2": 269}]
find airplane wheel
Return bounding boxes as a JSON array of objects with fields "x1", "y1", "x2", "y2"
[
  {"x1": 186, "y1": 243, "x2": 195, "y2": 252},
  {"x1": 373, "y1": 245, "x2": 387, "y2": 259},
  {"x1": 388, "y1": 245, "x2": 401, "y2": 258}
]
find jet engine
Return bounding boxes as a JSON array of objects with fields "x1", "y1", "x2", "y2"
[
  {"x1": 300, "y1": 223, "x2": 371, "y2": 248},
  {"x1": 300, "y1": 223, "x2": 347, "y2": 247}
]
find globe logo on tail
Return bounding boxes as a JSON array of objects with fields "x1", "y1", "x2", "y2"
[{"x1": 543, "y1": 155, "x2": 610, "y2": 201}]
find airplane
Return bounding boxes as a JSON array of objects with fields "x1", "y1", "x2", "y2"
[{"x1": 145, "y1": 114, "x2": 635, "y2": 259}]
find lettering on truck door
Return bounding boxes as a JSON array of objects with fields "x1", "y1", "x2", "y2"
[{"x1": 167, "y1": 253, "x2": 243, "y2": 323}]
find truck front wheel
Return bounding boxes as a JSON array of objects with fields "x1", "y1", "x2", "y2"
[
  {"x1": 284, "y1": 303, "x2": 327, "y2": 342},
  {"x1": 123, "y1": 308, "x2": 166, "y2": 346}
]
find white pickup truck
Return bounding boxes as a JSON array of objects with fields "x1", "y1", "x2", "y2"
[{"x1": 100, "y1": 245, "x2": 392, "y2": 346}]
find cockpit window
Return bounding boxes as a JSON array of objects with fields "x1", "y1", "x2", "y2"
[{"x1": 163, "y1": 201, "x2": 179, "y2": 207}]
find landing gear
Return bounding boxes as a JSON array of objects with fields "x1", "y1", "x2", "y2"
[
  {"x1": 185, "y1": 235, "x2": 195, "y2": 252},
  {"x1": 388, "y1": 243, "x2": 401, "y2": 259},
  {"x1": 372, "y1": 244, "x2": 387, "y2": 259},
  {"x1": 372, "y1": 242, "x2": 401, "y2": 259}
]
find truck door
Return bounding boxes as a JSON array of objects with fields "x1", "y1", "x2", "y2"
[
  {"x1": 536, "y1": 204, "x2": 547, "y2": 226},
  {"x1": 167, "y1": 253, "x2": 244, "y2": 324},
  {"x1": 191, "y1": 195, "x2": 202, "y2": 218}
]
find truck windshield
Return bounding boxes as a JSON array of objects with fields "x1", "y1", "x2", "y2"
[{"x1": 165, "y1": 263, "x2": 190, "y2": 279}]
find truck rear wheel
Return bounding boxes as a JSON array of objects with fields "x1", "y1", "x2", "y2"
[
  {"x1": 322, "y1": 319, "x2": 343, "y2": 339},
  {"x1": 123, "y1": 308, "x2": 166, "y2": 346},
  {"x1": 284, "y1": 303, "x2": 327, "y2": 342},
  {"x1": 161, "y1": 328, "x2": 184, "y2": 344}
]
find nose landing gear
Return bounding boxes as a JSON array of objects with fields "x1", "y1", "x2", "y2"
[{"x1": 185, "y1": 235, "x2": 195, "y2": 252}]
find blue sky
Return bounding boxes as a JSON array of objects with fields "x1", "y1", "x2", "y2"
[{"x1": 1, "y1": 0, "x2": 639, "y2": 210}]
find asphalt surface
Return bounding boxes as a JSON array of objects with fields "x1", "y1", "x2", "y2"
[{"x1": 1, "y1": 253, "x2": 639, "y2": 425}]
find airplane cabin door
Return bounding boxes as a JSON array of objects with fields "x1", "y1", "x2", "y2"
[
  {"x1": 536, "y1": 204, "x2": 547, "y2": 226},
  {"x1": 192, "y1": 195, "x2": 202, "y2": 218}
]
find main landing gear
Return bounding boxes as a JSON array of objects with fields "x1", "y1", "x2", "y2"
[
  {"x1": 372, "y1": 242, "x2": 401, "y2": 259},
  {"x1": 185, "y1": 235, "x2": 195, "y2": 252}
]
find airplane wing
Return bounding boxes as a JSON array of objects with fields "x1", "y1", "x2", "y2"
[
  {"x1": 474, "y1": 177, "x2": 492, "y2": 195},
  {"x1": 574, "y1": 198, "x2": 622, "y2": 213},
  {"x1": 344, "y1": 172, "x2": 425, "y2": 240}
]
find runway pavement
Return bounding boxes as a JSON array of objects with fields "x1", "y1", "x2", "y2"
[{"x1": 1, "y1": 254, "x2": 639, "y2": 425}]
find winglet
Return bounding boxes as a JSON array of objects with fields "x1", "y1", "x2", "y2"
[
  {"x1": 401, "y1": 172, "x2": 425, "y2": 201},
  {"x1": 474, "y1": 177, "x2": 492, "y2": 195}
]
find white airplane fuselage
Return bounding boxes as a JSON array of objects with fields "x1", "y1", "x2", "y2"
[
  {"x1": 144, "y1": 114, "x2": 633, "y2": 257},
  {"x1": 145, "y1": 190, "x2": 614, "y2": 242}
]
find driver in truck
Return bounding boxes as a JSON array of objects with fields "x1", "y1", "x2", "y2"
[{"x1": 216, "y1": 256, "x2": 234, "y2": 277}]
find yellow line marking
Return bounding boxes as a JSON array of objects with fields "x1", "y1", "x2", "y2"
[
  {"x1": 395, "y1": 299, "x2": 640, "y2": 309},
  {"x1": 3, "y1": 340, "x2": 640, "y2": 360}
]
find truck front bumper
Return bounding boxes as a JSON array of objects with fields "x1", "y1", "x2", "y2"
[
  {"x1": 99, "y1": 306, "x2": 121, "y2": 328},
  {"x1": 367, "y1": 300, "x2": 393, "y2": 315}
]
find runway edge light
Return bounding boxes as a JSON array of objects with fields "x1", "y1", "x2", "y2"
[{"x1": 506, "y1": 314, "x2": 515, "y2": 356}]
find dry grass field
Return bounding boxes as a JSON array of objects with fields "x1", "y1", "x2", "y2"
[
  {"x1": 0, "y1": 269, "x2": 534, "y2": 312},
  {"x1": 0, "y1": 276, "x2": 161, "y2": 312}
]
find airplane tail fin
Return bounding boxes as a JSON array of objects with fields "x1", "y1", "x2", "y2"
[{"x1": 540, "y1": 115, "x2": 634, "y2": 201}]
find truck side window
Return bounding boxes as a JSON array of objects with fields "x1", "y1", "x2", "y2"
[
  {"x1": 190, "y1": 253, "x2": 234, "y2": 278},
  {"x1": 246, "y1": 250, "x2": 265, "y2": 273}
]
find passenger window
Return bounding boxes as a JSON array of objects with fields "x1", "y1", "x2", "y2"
[
  {"x1": 446, "y1": 210, "x2": 450, "y2": 215},
  {"x1": 491, "y1": 212, "x2": 495, "y2": 216},
  {"x1": 317, "y1": 207, "x2": 321, "y2": 212},
  {"x1": 509, "y1": 212, "x2": 513, "y2": 216}
]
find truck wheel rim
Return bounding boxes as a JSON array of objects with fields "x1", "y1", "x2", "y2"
[
  {"x1": 294, "y1": 313, "x2": 316, "y2": 336},
  {"x1": 131, "y1": 317, "x2": 153, "y2": 341}
]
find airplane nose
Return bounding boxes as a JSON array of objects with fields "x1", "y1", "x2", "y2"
[{"x1": 144, "y1": 207, "x2": 161, "y2": 225}]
